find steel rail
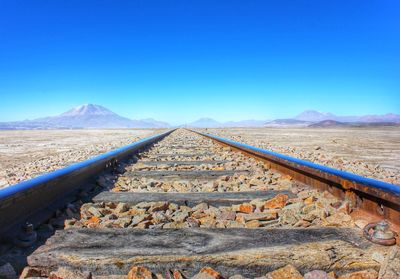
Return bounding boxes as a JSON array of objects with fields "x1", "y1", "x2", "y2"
[
  {"x1": 193, "y1": 130, "x2": 400, "y2": 227},
  {"x1": 0, "y1": 129, "x2": 174, "y2": 236}
]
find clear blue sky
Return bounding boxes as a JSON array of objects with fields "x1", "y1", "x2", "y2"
[{"x1": 0, "y1": 1, "x2": 399, "y2": 124}]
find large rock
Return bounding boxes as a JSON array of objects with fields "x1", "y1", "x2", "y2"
[
  {"x1": 131, "y1": 214, "x2": 151, "y2": 226},
  {"x1": 172, "y1": 211, "x2": 189, "y2": 223},
  {"x1": 238, "y1": 203, "x2": 254, "y2": 213},
  {"x1": 127, "y1": 266, "x2": 154, "y2": 279},
  {"x1": 115, "y1": 202, "x2": 129, "y2": 214},
  {"x1": 324, "y1": 212, "x2": 354, "y2": 227},
  {"x1": 218, "y1": 210, "x2": 236, "y2": 221},
  {"x1": 48, "y1": 267, "x2": 91, "y2": 279},
  {"x1": 149, "y1": 202, "x2": 169, "y2": 212},
  {"x1": 267, "y1": 264, "x2": 303, "y2": 279},
  {"x1": 304, "y1": 270, "x2": 334, "y2": 279},
  {"x1": 193, "y1": 267, "x2": 222, "y2": 279},
  {"x1": 337, "y1": 269, "x2": 378, "y2": 279},
  {"x1": 264, "y1": 194, "x2": 289, "y2": 209},
  {"x1": 245, "y1": 220, "x2": 261, "y2": 228}
]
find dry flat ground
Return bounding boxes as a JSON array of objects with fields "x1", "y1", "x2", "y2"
[
  {"x1": 0, "y1": 129, "x2": 163, "y2": 188},
  {"x1": 1, "y1": 127, "x2": 399, "y2": 189},
  {"x1": 205, "y1": 127, "x2": 400, "y2": 185}
]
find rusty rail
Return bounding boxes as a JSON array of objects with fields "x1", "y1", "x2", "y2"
[{"x1": 192, "y1": 130, "x2": 400, "y2": 229}]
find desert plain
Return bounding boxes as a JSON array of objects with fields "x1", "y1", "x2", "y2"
[
  {"x1": 0, "y1": 129, "x2": 163, "y2": 188},
  {"x1": 0, "y1": 126, "x2": 399, "y2": 188}
]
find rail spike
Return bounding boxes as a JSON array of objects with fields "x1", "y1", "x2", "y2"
[{"x1": 363, "y1": 220, "x2": 398, "y2": 246}]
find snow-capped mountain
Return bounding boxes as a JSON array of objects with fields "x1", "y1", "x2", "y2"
[
  {"x1": 0, "y1": 104, "x2": 171, "y2": 129},
  {"x1": 59, "y1": 104, "x2": 116, "y2": 117}
]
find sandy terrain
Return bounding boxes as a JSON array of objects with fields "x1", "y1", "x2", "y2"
[
  {"x1": 204, "y1": 127, "x2": 400, "y2": 185},
  {"x1": 0, "y1": 129, "x2": 164, "y2": 188}
]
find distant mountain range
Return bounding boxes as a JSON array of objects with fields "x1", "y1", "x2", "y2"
[
  {"x1": 309, "y1": 119, "x2": 400, "y2": 128},
  {"x1": 0, "y1": 106, "x2": 399, "y2": 129},
  {"x1": 0, "y1": 104, "x2": 170, "y2": 129},
  {"x1": 186, "y1": 110, "x2": 400, "y2": 128},
  {"x1": 293, "y1": 110, "x2": 400, "y2": 123},
  {"x1": 264, "y1": 110, "x2": 400, "y2": 127}
]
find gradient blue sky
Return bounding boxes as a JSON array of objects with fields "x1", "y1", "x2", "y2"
[{"x1": 0, "y1": 0, "x2": 399, "y2": 124}]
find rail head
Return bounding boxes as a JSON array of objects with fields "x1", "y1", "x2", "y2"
[{"x1": 0, "y1": 129, "x2": 175, "y2": 235}]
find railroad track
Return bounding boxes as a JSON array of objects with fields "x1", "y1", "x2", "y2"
[{"x1": 0, "y1": 129, "x2": 399, "y2": 278}]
